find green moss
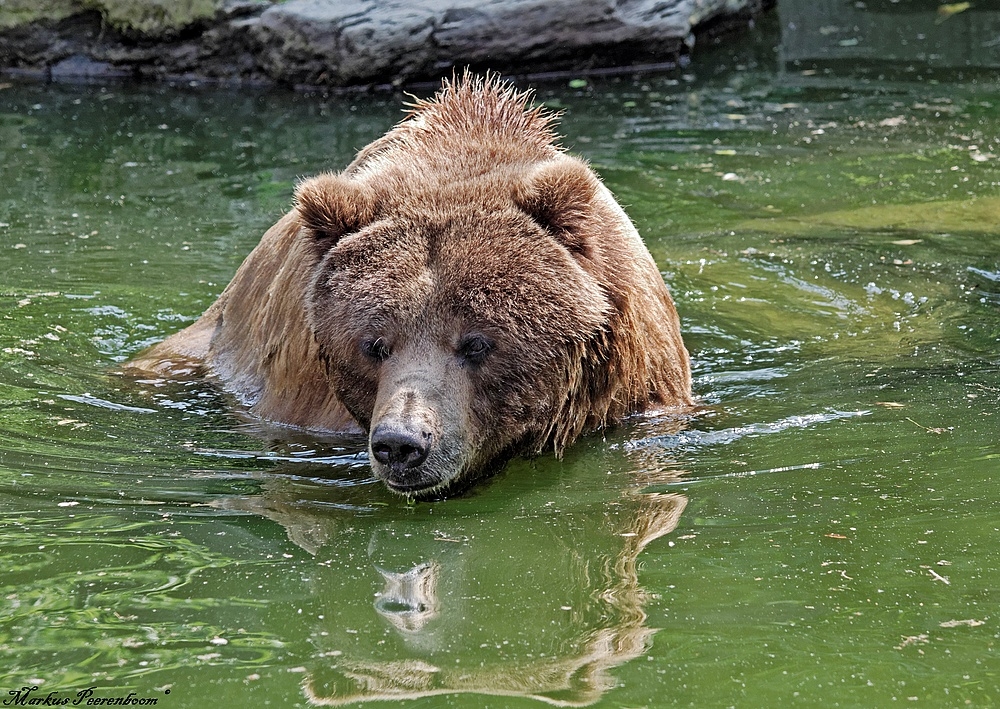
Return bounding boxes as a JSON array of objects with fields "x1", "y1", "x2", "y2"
[
  {"x1": 90, "y1": 0, "x2": 223, "y2": 37},
  {"x1": 0, "y1": 0, "x2": 227, "y2": 37},
  {"x1": 0, "y1": 0, "x2": 82, "y2": 30}
]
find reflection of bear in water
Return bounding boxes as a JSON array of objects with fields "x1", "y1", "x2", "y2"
[
  {"x1": 128, "y1": 73, "x2": 693, "y2": 498},
  {"x1": 217, "y1": 473, "x2": 688, "y2": 707}
]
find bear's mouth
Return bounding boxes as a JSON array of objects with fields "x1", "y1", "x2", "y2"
[
  {"x1": 383, "y1": 477, "x2": 439, "y2": 495},
  {"x1": 376, "y1": 444, "x2": 519, "y2": 499},
  {"x1": 374, "y1": 456, "x2": 471, "y2": 499},
  {"x1": 372, "y1": 455, "x2": 451, "y2": 497}
]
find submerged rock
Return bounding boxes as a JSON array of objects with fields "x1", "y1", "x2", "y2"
[
  {"x1": 50, "y1": 53, "x2": 131, "y2": 81},
  {"x1": 0, "y1": 0, "x2": 772, "y2": 87}
]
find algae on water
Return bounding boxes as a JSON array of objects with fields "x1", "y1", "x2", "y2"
[{"x1": 741, "y1": 196, "x2": 1000, "y2": 237}]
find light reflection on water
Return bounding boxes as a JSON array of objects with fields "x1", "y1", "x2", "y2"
[{"x1": 2, "y1": 19, "x2": 1000, "y2": 709}]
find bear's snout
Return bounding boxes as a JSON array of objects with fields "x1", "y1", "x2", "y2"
[
  {"x1": 370, "y1": 422, "x2": 431, "y2": 472},
  {"x1": 366, "y1": 348, "x2": 472, "y2": 496},
  {"x1": 368, "y1": 404, "x2": 452, "y2": 494}
]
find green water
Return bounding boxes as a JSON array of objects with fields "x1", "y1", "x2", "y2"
[{"x1": 2, "y1": 41, "x2": 1000, "y2": 709}]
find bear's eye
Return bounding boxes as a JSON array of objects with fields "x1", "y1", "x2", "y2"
[
  {"x1": 361, "y1": 337, "x2": 391, "y2": 362},
  {"x1": 457, "y1": 334, "x2": 493, "y2": 366}
]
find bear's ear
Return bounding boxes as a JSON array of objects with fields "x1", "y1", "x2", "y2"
[
  {"x1": 514, "y1": 158, "x2": 600, "y2": 254},
  {"x1": 294, "y1": 173, "x2": 376, "y2": 243}
]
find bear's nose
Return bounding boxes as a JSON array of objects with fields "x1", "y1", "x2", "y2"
[{"x1": 370, "y1": 424, "x2": 430, "y2": 470}]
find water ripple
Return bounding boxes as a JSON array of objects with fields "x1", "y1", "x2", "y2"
[
  {"x1": 624, "y1": 409, "x2": 870, "y2": 452},
  {"x1": 57, "y1": 393, "x2": 157, "y2": 414}
]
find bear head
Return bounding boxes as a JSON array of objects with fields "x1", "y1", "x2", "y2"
[{"x1": 295, "y1": 158, "x2": 616, "y2": 497}]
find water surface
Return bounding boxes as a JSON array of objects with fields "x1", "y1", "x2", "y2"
[{"x1": 2, "y1": 25, "x2": 999, "y2": 709}]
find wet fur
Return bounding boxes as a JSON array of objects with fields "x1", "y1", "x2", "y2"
[{"x1": 126, "y1": 73, "x2": 693, "y2": 495}]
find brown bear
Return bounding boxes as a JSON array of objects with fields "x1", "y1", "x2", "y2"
[{"x1": 127, "y1": 73, "x2": 693, "y2": 497}]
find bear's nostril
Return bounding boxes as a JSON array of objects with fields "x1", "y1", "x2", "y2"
[
  {"x1": 370, "y1": 426, "x2": 430, "y2": 470},
  {"x1": 371, "y1": 442, "x2": 393, "y2": 465}
]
